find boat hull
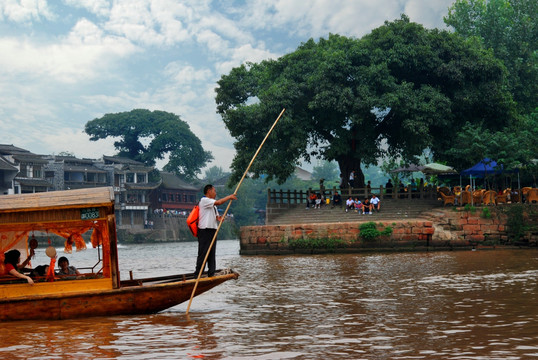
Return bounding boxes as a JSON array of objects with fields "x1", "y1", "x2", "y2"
[{"x1": 0, "y1": 271, "x2": 239, "y2": 321}]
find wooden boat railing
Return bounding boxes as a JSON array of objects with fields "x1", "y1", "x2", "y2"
[{"x1": 120, "y1": 269, "x2": 236, "y2": 287}]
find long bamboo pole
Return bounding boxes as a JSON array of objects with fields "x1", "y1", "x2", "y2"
[{"x1": 186, "y1": 108, "x2": 286, "y2": 314}]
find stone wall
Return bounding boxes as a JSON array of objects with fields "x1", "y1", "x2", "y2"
[{"x1": 240, "y1": 207, "x2": 535, "y2": 255}]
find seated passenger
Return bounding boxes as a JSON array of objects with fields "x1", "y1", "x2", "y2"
[
  {"x1": 307, "y1": 192, "x2": 317, "y2": 209},
  {"x1": 370, "y1": 194, "x2": 380, "y2": 212},
  {"x1": 332, "y1": 191, "x2": 342, "y2": 208},
  {"x1": 30, "y1": 265, "x2": 49, "y2": 279},
  {"x1": 57, "y1": 256, "x2": 80, "y2": 276},
  {"x1": 345, "y1": 196, "x2": 354, "y2": 212},
  {"x1": 354, "y1": 197, "x2": 363, "y2": 214},
  {"x1": 314, "y1": 193, "x2": 322, "y2": 209},
  {"x1": 363, "y1": 198, "x2": 371, "y2": 214},
  {"x1": 3, "y1": 249, "x2": 34, "y2": 284}
]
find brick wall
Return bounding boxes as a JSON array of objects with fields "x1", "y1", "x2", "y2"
[{"x1": 239, "y1": 208, "x2": 524, "y2": 255}]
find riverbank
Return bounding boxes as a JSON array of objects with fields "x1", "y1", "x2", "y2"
[{"x1": 240, "y1": 205, "x2": 538, "y2": 255}]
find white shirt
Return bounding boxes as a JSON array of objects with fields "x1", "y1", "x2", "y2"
[
  {"x1": 346, "y1": 199, "x2": 354, "y2": 206},
  {"x1": 198, "y1": 197, "x2": 218, "y2": 229},
  {"x1": 370, "y1": 197, "x2": 380, "y2": 205}
]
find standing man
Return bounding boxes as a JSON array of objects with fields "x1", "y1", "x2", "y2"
[
  {"x1": 348, "y1": 171, "x2": 355, "y2": 189},
  {"x1": 195, "y1": 184, "x2": 237, "y2": 278}
]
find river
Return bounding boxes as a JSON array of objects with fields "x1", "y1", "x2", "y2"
[{"x1": 1, "y1": 240, "x2": 537, "y2": 359}]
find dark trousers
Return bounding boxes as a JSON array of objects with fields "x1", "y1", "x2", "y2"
[{"x1": 195, "y1": 228, "x2": 217, "y2": 277}]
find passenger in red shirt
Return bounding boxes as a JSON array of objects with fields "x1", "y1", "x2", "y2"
[{"x1": 3, "y1": 249, "x2": 34, "y2": 284}]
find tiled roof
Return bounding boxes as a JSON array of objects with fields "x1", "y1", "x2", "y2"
[
  {"x1": 124, "y1": 182, "x2": 160, "y2": 190},
  {"x1": 160, "y1": 172, "x2": 200, "y2": 191},
  {"x1": 11, "y1": 153, "x2": 49, "y2": 163},
  {"x1": 103, "y1": 155, "x2": 145, "y2": 166},
  {"x1": 65, "y1": 165, "x2": 107, "y2": 173},
  {"x1": 15, "y1": 178, "x2": 52, "y2": 187},
  {"x1": 0, "y1": 158, "x2": 17, "y2": 171},
  {"x1": 0, "y1": 144, "x2": 30, "y2": 155}
]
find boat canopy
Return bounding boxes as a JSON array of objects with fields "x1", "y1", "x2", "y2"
[{"x1": 0, "y1": 187, "x2": 118, "y2": 282}]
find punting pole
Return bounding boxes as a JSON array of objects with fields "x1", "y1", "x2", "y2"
[{"x1": 186, "y1": 108, "x2": 286, "y2": 315}]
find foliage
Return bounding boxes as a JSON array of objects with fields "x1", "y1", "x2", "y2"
[
  {"x1": 359, "y1": 222, "x2": 393, "y2": 241},
  {"x1": 505, "y1": 204, "x2": 527, "y2": 242},
  {"x1": 480, "y1": 207, "x2": 492, "y2": 219},
  {"x1": 445, "y1": 0, "x2": 538, "y2": 114},
  {"x1": 204, "y1": 166, "x2": 229, "y2": 184},
  {"x1": 85, "y1": 109, "x2": 213, "y2": 180},
  {"x1": 287, "y1": 237, "x2": 346, "y2": 251},
  {"x1": 216, "y1": 16, "x2": 514, "y2": 187},
  {"x1": 464, "y1": 204, "x2": 477, "y2": 213},
  {"x1": 311, "y1": 161, "x2": 339, "y2": 183},
  {"x1": 444, "y1": 111, "x2": 538, "y2": 172}
]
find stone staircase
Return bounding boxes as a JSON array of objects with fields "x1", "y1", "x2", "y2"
[{"x1": 267, "y1": 199, "x2": 443, "y2": 225}]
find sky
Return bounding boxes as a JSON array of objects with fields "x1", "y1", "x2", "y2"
[{"x1": 0, "y1": 0, "x2": 455, "y2": 173}]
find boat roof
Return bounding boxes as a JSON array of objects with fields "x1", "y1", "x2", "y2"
[{"x1": 0, "y1": 187, "x2": 115, "y2": 213}]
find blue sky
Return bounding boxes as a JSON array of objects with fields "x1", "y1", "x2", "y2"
[{"x1": 1, "y1": 0, "x2": 454, "y2": 173}]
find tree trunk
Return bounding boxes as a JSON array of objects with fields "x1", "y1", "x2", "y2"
[{"x1": 337, "y1": 158, "x2": 365, "y2": 189}]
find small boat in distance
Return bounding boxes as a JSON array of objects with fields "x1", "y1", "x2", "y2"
[{"x1": 0, "y1": 187, "x2": 239, "y2": 321}]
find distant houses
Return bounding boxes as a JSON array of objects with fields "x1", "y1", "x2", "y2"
[{"x1": 0, "y1": 144, "x2": 201, "y2": 231}]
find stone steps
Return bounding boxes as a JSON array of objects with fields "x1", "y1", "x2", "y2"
[{"x1": 268, "y1": 199, "x2": 443, "y2": 225}]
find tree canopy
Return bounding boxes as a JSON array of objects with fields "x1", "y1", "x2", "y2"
[
  {"x1": 445, "y1": 0, "x2": 537, "y2": 114},
  {"x1": 85, "y1": 109, "x2": 213, "y2": 180},
  {"x1": 215, "y1": 16, "x2": 515, "y2": 187}
]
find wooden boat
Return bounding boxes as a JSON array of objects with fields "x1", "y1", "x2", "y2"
[{"x1": 0, "y1": 187, "x2": 239, "y2": 321}]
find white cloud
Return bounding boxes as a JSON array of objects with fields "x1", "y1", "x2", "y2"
[
  {"x1": 404, "y1": 0, "x2": 454, "y2": 29},
  {"x1": 0, "y1": 18, "x2": 138, "y2": 83},
  {"x1": 2, "y1": 0, "x2": 458, "y2": 173},
  {"x1": 216, "y1": 43, "x2": 279, "y2": 75},
  {"x1": 0, "y1": 0, "x2": 55, "y2": 23},
  {"x1": 163, "y1": 62, "x2": 213, "y2": 86},
  {"x1": 41, "y1": 129, "x2": 117, "y2": 158},
  {"x1": 62, "y1": 0, "x2": 111, "y2": 18}
]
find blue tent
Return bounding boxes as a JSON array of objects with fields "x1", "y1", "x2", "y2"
[{"x1": 460, "y1": 158, "x2": 504, "y2": 178}]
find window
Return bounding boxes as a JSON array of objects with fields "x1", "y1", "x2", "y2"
[
  {"x1": 137, "y1": 173, "x2": 146, "y2": 183},
  {"x1": 126, "y1": 173, "x2": 134, "y2": 183},
  {"x1": 19, "y1": 164, "x2": 27, "y2": 177},
  {"x1": 33, "y1": 167, "x2": 42, "y2": 178}
]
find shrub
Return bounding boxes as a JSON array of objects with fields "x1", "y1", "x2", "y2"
[
  {"x1": 359, "y1": 222, "x2": 393, "y2": 242},
  {"x1": 481, "y1": 207, "x2": 492, "y2": 219},
  {"x1": 287, "y1": 237, "x2": 346, "y2": 250}
]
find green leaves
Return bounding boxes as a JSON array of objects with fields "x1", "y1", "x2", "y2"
[
  {"x1": 215, "y1": 16, "x2": 514, "y2": 186},
  {"x1": 85, "y1": 109, "x2": 213, "y2": 180}
]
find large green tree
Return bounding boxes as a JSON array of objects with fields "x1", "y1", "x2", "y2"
[
  {"x1": 444, "y1": 0, "x2": 538, "y2": 113},
  {"x1": 85, "y1": 109, "x2": 213, "y2": 180},
  {"x1": 215, "y1": 16, "x2": 514, "y2": 187}
]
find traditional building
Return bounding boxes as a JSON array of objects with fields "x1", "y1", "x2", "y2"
[
  {"x1": 150, "y1": 172, "x2": 200, "y2": 213},
  {"x1": 0, "y1": 144, "x2": 50, "y2": 194},
  {"x1": 100, "y1": 156, "x2": 159, "y2": 229},
  {"x1": 44, "y1": 155, "x2": 109, "y2": 191}
]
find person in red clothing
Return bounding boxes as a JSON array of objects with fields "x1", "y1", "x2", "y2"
[{"x1": 3, "y1": 249, "x2": 34, "y2": 284}]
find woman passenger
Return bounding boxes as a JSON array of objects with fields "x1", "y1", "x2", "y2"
[{"x1": 3, "y1": 249, "x2": 34, "y2": 284}]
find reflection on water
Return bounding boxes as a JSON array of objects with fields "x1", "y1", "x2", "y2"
[{"x1": 2, "y1": 241, "x2": 537, "y2": 359}]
